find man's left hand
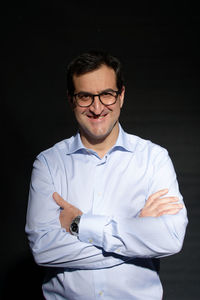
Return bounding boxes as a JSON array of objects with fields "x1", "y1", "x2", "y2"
[{"x1": 53, "y1": 192, "x2": 83, "y2": 232}]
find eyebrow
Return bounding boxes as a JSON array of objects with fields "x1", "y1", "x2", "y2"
[{"x1": 75, "y1": 88, "x2": 117, "y2": 95}]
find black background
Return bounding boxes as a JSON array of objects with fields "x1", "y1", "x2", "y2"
[{"x1": 1, "y1": 2, "x2": 200, "y2": 299}]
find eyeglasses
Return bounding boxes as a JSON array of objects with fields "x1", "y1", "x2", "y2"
[{"x1": 73, "y1": 89, "x2": 121, "y2": 107}]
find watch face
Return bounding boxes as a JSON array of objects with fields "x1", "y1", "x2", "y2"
[
  {"x1": 71, "y1": 222, "x2": 78, "y2": 233},
  {"x1": 70, "y1": 215, "x2": 81, "y2": 236}
]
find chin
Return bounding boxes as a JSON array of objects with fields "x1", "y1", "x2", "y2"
[
  {"x1": 80, "y1": 121, "x2": 119, "y2": 144},
  {"x1": 89, "y1": 131, "x2": 110, "y2": 142}
]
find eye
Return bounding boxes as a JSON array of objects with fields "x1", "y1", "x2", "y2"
[
  {"x1": 102, "y1": 92, "x2": 110, "y2": 96},
  {"x1": 100, "y1": 91, "x2": 116, "y2": 99},
  {"x1": 101, "y1": 92, "x2": 113, "y2": 97},
  {"x1": 77, "y1": 93, "x2": 92, "y2": 101}
]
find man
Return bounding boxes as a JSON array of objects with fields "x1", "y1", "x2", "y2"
[{"x1": 26, "y1": 50, "x2": 188, "y2": 299}]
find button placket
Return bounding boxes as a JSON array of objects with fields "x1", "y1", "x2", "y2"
[
  {"x1": 92, "y1": 155, "x2": 108, "y2": 214},
  {"x1": 93, "y1": 268, "x2": 106, "y2": 299}
]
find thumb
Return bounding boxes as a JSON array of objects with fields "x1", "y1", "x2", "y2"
[{"x1": 53, "y1": 192, "x2": 66, "y2": 208}]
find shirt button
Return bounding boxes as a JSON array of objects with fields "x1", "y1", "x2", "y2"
[{"x1": 89, "y1": 239, "x2": 93, "y2": 243}]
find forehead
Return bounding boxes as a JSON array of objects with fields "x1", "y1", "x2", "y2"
[{"x1": 73, "y1": 65, "x2": 117, "y2": 93}]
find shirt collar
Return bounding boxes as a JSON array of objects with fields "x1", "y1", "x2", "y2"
[
  {"x1": 66, "y1": 124, "x2": 134, "y2": 155},
  {"x1": 112, "y1": 124, "x2": 133, "y2": 153},
  {"x1": 66, "y1": 132, "x2": 86, "y2": 154}
]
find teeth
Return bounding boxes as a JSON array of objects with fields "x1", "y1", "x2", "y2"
[{"x1": 88, "y1": 115, "x2": 105, "y2": 119}]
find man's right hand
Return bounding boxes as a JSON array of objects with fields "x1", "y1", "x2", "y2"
[
  {"x1": 53, "y1": 192, "x2": 83, "y2": 232},
  {"x1": 139, "y1": 189, "x2": 183, "y2": 217}
]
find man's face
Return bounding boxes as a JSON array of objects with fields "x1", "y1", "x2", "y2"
[{"x1": 72, "y1": 64, "x2": 125, "y2": 144}]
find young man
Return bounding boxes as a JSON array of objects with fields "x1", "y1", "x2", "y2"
[{"x1": 26, "y1": 51, "x2": 188, "y2": 299}]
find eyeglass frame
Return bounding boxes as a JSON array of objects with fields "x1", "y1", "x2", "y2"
[{"x1": 73, "y1": 89, "x2": 121, "y2": 107}]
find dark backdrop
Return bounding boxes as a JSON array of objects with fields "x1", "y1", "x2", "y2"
[{"x1": 1, "y1": 2, "x2": 200, "y2": 299}]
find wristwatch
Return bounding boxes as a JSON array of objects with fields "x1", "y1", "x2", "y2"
[{"x1": 69, "y1": 215, "x2": 81, "y2": 236}]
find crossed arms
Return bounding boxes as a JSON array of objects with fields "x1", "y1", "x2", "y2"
[
  {"x1": 26, "y1": 151, "x2": 188, "y2": 269},
  {"x1": 53, "y1": 189, "x2": 183, "y2": 233}
]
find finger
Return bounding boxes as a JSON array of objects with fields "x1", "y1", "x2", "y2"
[
  {"x1": 157, "y1": 203, "x2": 183, "y2": 215},
  {"x1": 147, "y1": 189, "x2": 169, "y2": 205},
  {"x1": 158, "y1": 206, "x2": 183, "y2": 216},
  {"x1": 53, "y1": 192, "x2": 67, "y2": 208},
  {"x1": 152, "y1": 196, "x2": 180, "y2": 206},
  {"x1": 158, "y1": 202, "x2": 183, "y2": 212}
]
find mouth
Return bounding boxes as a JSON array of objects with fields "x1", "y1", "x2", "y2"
[{"x1": 87, "y1": 114, "x2": 107, "y2": 120}]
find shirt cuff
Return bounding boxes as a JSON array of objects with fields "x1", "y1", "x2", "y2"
[{"x1": 78, "y1": 214, "x2": 109, "y2": 247}]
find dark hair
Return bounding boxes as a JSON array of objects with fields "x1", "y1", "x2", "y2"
[{"x1": 66, "y1": 50, "x2": 124, "y2": 97}]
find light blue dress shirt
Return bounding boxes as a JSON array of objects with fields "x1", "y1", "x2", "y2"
[{"x1": 26, "y1": 125, "x2": 188, "y2": 300}]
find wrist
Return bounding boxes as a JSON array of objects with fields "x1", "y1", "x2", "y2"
[{"x1": 69, "y1": 215, "x2": 81, "y2": 236}]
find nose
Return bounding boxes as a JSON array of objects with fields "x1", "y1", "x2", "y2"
[{"x1": 89, "y1": 95, "x2": 104, "y2": 114}]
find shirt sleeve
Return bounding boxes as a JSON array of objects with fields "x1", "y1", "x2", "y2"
[
  {"x1": 25, "y1": 154, "x2": 125, "y2": 269},
  {"x1": 78, "y1": 148, "x2": 188, "y2": 258}
]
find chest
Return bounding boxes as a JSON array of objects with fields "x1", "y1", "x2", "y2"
[{"x1": 54, "y1": 151, "x2": 152, "y2": 218}]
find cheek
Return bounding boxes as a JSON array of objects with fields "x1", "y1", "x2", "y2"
[
  {"x1": 114, "y1": 103, "x2": 122, "y2": 115},
  {"x1": 74, "y1": 107, "x2": 86, "y2": 118}
]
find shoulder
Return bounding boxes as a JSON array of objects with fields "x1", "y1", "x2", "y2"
[
  {"x1": 125, "y1": 131, "x2": 169, "y2": 161},
  {"x1": 36, "y1": 136, "x2": 75, "y2": 163}
]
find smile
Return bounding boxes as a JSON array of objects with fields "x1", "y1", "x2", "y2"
[{"x1": 87, "y1": 115, "x2": 107, "y2": 120}]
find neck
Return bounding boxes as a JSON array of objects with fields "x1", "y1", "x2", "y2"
[{"x1": 80, "y1": 122, "x2": 119, "y2": 158}]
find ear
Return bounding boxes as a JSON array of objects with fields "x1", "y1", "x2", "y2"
[{"x1": 119, "y1": 86, "x2": 125, "y2": 108}]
